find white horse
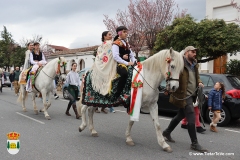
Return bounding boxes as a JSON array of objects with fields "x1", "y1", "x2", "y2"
[
  {"x1": 17, "y1": 57, "x2": 67, "y2": 120},
  {"x1": 78, "y1": 48, "x2": 184, "y2": 153}
]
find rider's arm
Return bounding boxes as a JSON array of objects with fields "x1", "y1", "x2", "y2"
[
  {"x1": 41, "y1": 53, "x2": 47, "y2": 65},
  {"x1": 30, "y1": 53, "x2": 38, "y2": 65},
  {"x1": 23, "y1": 50, "x2": 30, "y2": 69},
  {"x1": 129, "y1": 49, "x2": 136, "y2": 63},
  {"x1": 112, "y1": 44, "x2": 128, "y2": 66}
]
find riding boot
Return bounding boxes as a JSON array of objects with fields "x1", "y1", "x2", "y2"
[
  {"x1": 72, "y1": 104, "x2": 81, "y2": 119},
  {"x1": 188, "y1": 123, "x2": 208, "y2": 152},
  {"x1": 65, "y1": 101, "x2": 72, "y2": 116},
  {"x1": 163, "y1": 118, "x2": 180, "y2": 143}
]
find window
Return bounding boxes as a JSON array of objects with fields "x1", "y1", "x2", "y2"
[
  {"x1": 227, "y1": 76, "x2": 240, "y2": 89},
  {"x1": 200, "y1": 75, "x2": 214, "y2": 87}
]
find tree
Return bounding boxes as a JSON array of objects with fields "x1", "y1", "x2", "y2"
[
  {"x1": 0, "y1": 26, "x2": 15, "y2": 70},
  {"x1": 103, "y1": 0, "x2": 186, "y2": 57},
  {"x1": 231, "y1": 0, "x2": 240, "y2": 23},
  {"x1": 10, "y1": 46, "x2": 26, "y2": 68},
  {"x1": 226, "y1": 59, "x2": 240, "y2": 76},
  {"x1": 154, "y1": 15, "x2": 240, "y2": 63}
]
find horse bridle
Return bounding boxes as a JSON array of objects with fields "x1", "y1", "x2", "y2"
[{"x1": 165, "y1": 57, "x2": 179, "y2": 92}]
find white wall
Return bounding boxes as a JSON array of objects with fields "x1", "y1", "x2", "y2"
[
  {"x1": 206, "y1": 0, "x2": 240, "y2": 21},
  {"x1": 228, "y1": 52, "x2": 240, "y2": 61},
  {"x1": 48, "y1": 51, "x2": 94, "y2": 71},
  {"x1": 202, "y1": 0, "x2": 240, "y2": 73}
]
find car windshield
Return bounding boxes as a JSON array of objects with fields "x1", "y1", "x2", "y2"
[{"x1": 227, "y1": 76, "x2": 240, "y2": 89}]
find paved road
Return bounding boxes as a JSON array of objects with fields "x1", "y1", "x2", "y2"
[{"x1": 0, "y1": 87, "x2": 240, "y2": 160}]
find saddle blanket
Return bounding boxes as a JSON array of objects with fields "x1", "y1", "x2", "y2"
[{"x1": 82, "y1": 66, "x2": 133, "y2": 108}]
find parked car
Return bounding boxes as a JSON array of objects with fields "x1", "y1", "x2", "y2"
[
  {"x1": 157, "y1": 74, "x2": 240, "y2": 126},
  {"x1": 63, "y1": 68, "x2": 90, "y2": 99},
  {"x1": 2, "y1": 71, "x2": 11, "y2": 87}
]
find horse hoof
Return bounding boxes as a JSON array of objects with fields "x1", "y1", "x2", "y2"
[
  {"x1": 23, "y1": 108, "x2": 27, "y2": 112},
  {"x1": 126, "y1": 141, "x2": 135, "y2": 146},
  {"x1": 45, "y1": 116, "x2": 51, "y2": 120},
  {"x1": 79, "y1": 127, "x2": 82, "y2": 132},
  {"x1": 34, "y1": 110, "x2": 38, "y2": 115},
  {"x1": 163, "y1": 147, "x2": 173, "y2": 153},
  {"x1": 91, "y1": 133, "x2": 98, "y2": 137},
  {"x1": 39, "y1": 109, "x2": 42, "y2": 112}
]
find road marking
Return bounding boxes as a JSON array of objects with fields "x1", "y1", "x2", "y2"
[
  {"x1": 159, "y1": 117, "x2": 171, "y2": 121},
  {"x1": 16, "y1": 112, "x2": 45, "y2": 124},
  {"x1": 115, "y1": 110, "x2": 126, "y2": 113},
  {"x1": 225, "y1": 129, "x2": 240, "y2": 133}
]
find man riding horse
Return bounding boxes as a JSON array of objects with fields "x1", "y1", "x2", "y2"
[{"x1": 112, "y1": 26, "x2": 136, "y2": 98}]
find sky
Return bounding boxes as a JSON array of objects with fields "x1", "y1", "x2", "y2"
[{"x1": 0, "y1": 0, "x2": 206, "y2": 49}]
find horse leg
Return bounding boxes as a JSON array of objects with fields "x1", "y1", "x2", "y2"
[
  {"x1": 46, "y1": 92, "x2": 51, "y2": 109},
  {"x1": 40, "y1": 90, "x2": 51, "y2": 120},
  {"x1": 79, "y1": 105, "x2": 88, "y2": 132},
  {"x1": 31, "y1": 92, "x2": 38, "y2": 115},
  {"x1": 88, "y1": 106, "x2": 98, "y2": 137},
  {"x1": 149, "y1": 104, "x2": 172, "y2": 153},
  {"x1": 77, "y1": 97, "x2": 82, "y2": 117},
  {"x1": 20, "y1": 85, "x2": 27, "y2": 112},
  {"x1": 125, "y1": 120, "x2": 135, "y2": 146}
]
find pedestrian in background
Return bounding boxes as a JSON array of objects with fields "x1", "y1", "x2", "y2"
[
  {"x1": 181, "y1": 96, "x2": 206, "y2": 133},
  {"x1": 65, "y1": 63, "x2": 81, "y2": 119},
  {"x1": 9, "y1": 69, "x2": 15, "y2": 90},
  {"x1": 13, "y1": 67, "x2": 20, "y2": 96},
  {"x1": 208, "y1": 82, "x2": 225, "y2": 132}
]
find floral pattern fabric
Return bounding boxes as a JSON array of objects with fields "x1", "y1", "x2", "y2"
[{"x1": 82, "y1": 67, "x2": 133, "y2": 108}]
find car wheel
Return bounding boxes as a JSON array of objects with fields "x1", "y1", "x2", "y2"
[
  {"x1": 205, "y1": 105, "x2": 231, "y2": 127},
  {"x1": 63, "y1": 88, "x2": 69, "y2": 99}
]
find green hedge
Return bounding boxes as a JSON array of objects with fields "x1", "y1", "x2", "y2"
[{"x1": 226, "y1": 59, "x2": 240, "y2": 76}]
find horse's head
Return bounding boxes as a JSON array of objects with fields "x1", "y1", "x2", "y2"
[{"x1": 164, "y1": 48, "x2": 184, "y2": 93}]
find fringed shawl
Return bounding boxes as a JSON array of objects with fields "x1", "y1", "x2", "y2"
[{"x1": 90, "y1": 40, "x2": 117, "y2": 95}]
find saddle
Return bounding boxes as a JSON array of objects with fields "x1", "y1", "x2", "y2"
[{"x1": 19, "y1": 67, "x2": 32, "y2": 84}]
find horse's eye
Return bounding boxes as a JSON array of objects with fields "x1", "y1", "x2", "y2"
[{"x1": 171, "y1": 65, "x2": 175, "y2": 69}]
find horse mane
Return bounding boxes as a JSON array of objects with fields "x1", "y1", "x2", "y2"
[
  {"x1": 44, "y1": 57, "x2": 67, "y2": 72},
  {"x1": 142, "y1": 49, "x2": 184, "y2": 74}
]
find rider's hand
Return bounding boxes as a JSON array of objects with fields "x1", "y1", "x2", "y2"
[
  {"x1": 38, "y1": 62, "x2": 42, "y2": 66},
  {"x1": 199, "y1": 82, "x2": 204, "y2": 88},
  {"x1": 208, "y1": 107, "x2": 212, "y2": 110},
  {"x1": 123, "y1": 54, "x2": 128, "y2": 60},
  {"x1": 128, "y1": 62, "x2": 134, "y2": 66}
]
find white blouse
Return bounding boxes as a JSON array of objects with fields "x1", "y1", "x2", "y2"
[{"x1": 66, "y1": 71, "x2": 81, "y2": 86}]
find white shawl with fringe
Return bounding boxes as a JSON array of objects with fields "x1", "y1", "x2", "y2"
[{"x1": 91, "y1": 40, "x2": 117, "y2": 95}]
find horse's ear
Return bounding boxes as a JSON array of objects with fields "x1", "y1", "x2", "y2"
[{"x1": 169, "y1": 47, "x2": 174, "y2": 56}]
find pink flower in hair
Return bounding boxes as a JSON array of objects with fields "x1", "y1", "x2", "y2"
[{"x1": 118, "y1": 31, "x2": 122, "y2": 35}]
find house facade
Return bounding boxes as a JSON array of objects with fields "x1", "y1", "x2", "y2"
[
  {"x1": 47, "y1": 46, "x2": 98, "y2": 72},
  {"x1": 201, "y1": 0, "x2": 240, "y2": 73}
]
